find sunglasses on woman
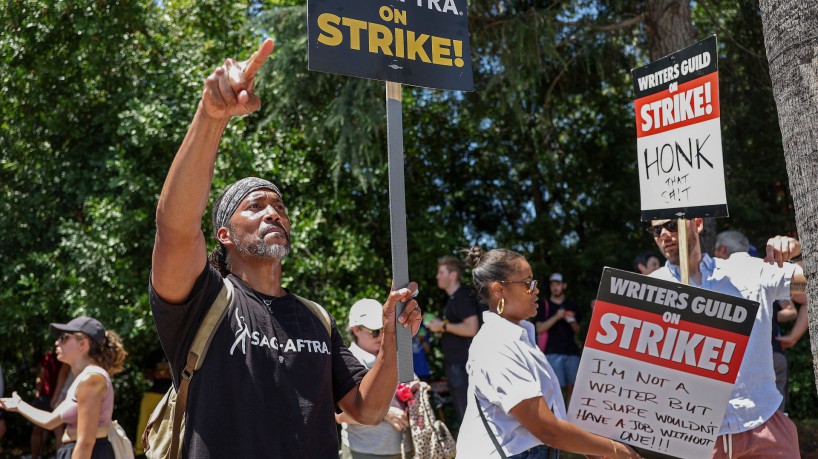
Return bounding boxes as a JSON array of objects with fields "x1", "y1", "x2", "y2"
[
  {"x1": 58, "y1": 332, "x2": 83, "y2": 343},
  {"x1": 360, "y1": 327, "x2": 382, "y2": 338},
  {"x1": 646, "y1": 220, "x2": 678, "y2": 237},
  {"x1": 500, "y1": 279, "x2": 538, "y2": 294}
]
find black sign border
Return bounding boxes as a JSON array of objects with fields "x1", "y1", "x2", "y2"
[
  {"x1": 596, "y1": 267, "x2": 759, "y2": 336},
  {"x1": 632, "y1": 35, "x2": 718, "y2": 99}
]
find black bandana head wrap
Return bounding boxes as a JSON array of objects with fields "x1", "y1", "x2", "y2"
[{"x1": 212, "y1": 177, "x2": 283, "y2": 237}]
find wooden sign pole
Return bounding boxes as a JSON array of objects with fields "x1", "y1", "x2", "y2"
[
  {"x1": 385, "y1": 81, "x2": 414, "y2": 383},
  {"x1": 677, "y1": 218, "x2": 690, "y2": 285}
]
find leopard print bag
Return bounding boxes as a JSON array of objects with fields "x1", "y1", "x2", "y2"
[{"x1": 407, "y1": 383, "x2": 456, "y2": 459}]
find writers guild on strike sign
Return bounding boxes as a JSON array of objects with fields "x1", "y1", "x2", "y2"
[
  {"x1": 568, "y1": 268, "x2": 757, "y2": 459},
  {"x1": 631, "y1": 35, "x2": 727, "y2": 221}
]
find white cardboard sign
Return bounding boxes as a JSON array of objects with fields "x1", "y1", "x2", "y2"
[
  {"x1": 633, "y1": 36, "x2": 728, "y2": 221},
  {"x1": 567, "y1": 268, "x2": 758, "y2": 459}
]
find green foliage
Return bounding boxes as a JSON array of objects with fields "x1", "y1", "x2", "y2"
[
  {"x1": 0, "y1": 0, "x2": 260, "y2": 447},
  {"x1": 1, "y1": 0, "x2": 813, "y2": 453}
]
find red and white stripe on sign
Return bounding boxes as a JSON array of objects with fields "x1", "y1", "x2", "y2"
[{"x1": 585, "y1": 300, "x2": 747, "y2": 384}]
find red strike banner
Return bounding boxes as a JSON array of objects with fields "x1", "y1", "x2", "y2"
[
  {"x1": 635, "y1": 72, "x2": 721, "y2": 139},
  {"x1": 585, "y1": 300, "x2": 747, "y2": 384}
]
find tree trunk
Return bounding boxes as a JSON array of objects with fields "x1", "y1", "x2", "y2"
[
  {"x1": 759, "y1": 0, "x2": 818, "y2": 389},
  {"x1": 645, "y1": 0, "x2": 696, "y2": 61}
]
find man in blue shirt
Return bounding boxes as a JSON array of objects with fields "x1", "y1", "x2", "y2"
[{"x1": 647, "y1": 218, "x2": 805, "y2": 458}]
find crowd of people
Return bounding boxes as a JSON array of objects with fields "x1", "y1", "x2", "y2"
[{"x1": 1, "y1": 39, "x2": 813, "y2": 459}]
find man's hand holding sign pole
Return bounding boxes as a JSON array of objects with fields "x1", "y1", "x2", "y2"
[
  {"x1": 308, "y1": 0, "x2": 473, "y2": 382},
  {"x1": 384, "y1": 80, "x2": 414, "y2": 382}
]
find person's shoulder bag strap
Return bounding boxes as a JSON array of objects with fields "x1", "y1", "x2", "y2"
[
  {"x1": 474, "y1": 393, "x2": 507, "y2": 459},
  {"x1": 170, "y1": 277, "x2": 234, "y2": 458}
]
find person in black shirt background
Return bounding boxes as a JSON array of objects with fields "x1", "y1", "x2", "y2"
[
  {"x1": 535, "y1": 273, "x2": 582, "y2": 399},
  {"x1": 429, "y1": 255, "x2": 481, "y2": 422}
]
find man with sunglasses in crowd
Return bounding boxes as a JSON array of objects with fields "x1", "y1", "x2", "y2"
[
  {"x1": 646, "y1": 218, "x2": 805, "y2": 458},
  {"x1": 150, "y1": 39, "x2": 421, "y2": 458}
]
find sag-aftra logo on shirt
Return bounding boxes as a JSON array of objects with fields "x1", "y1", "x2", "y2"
[{"x1": 229, "y1": 308, "x2": 330, "y2": 356}]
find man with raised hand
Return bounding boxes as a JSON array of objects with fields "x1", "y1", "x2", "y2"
[
  {"x1": 150, "y1": 39, "x2": 421, "y2": 458},
  {"x1": 647, "y1": 218, "x2": 804, "y2": 459}
]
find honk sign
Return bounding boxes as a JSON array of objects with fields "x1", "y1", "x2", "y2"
[
  {"x1": 568, "y1": 268, "x2": 758, "y2": 459},
  {"x1": 308, "y1": 0, "x2": 473, "y2": 91},
  {"x1": 631, "y1": 35, "x2": 728, "y2": 221}
]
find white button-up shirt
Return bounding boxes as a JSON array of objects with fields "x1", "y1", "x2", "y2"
[
  {"x1": 456, "y1": 312, "x2": 567, "y2": 458},
  {"x1": 651, "y1": 252, "x2": 796, "y2": 435}
]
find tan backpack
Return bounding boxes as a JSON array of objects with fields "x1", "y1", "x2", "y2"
[{"x1": 142, "y1": 279, "x2": 331, "y2": 459}]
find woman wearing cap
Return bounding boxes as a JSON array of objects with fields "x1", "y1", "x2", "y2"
[
  {"x1": 337, "y1": 299, "x2": 413, "y2": 459},
  {"x1": 456, "y1": 247, "x2": 640, "y2": 459},
  {"x1": 1, "y1": 316, "x2": 126, "y2": 459}
]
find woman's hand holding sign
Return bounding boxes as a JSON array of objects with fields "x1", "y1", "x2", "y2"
[{"x1": 200, "y1": 38, "x2": 275, "y2": 121}]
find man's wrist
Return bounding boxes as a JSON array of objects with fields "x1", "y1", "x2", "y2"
[
  {"x1": 195, "y1": 102, "x2": 232, "y2": 127},
  {"x1": 442, "y1": 320, "x2": 448, "y2": 333}
]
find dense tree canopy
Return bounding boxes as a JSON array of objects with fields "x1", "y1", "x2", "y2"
[{"x1": 1, "y1": 0, "x2": 813, "y2": 449}]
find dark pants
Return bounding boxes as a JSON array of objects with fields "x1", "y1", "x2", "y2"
[
  {"x1": 56, "y1": 438, "x2": 115, "y2": 459},
  {"x1": 508, "y1": 444, "x2": 558, "y2": 459},
  {"x1": 445, "y1": 361, "x2": 469, "y2": 422}
]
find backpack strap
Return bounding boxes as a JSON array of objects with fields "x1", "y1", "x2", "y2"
[
  {"x1": 293, "y1": 294, "x2": 332, "y2": 338},
  {"x1": 170, "y1": 277, "x2": 234, "y2": 459}
]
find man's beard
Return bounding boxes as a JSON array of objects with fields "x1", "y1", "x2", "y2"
[
  {"x1": 231, "y1": 224, "x2": 291, "y2": 262},
  {"x1": 237, "y1": 240, "x2": 290, "y2": 261},
  {"x1": 666, "y1": 229, "x2": 698, "y2": 265}
]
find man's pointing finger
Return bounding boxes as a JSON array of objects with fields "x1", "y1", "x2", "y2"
[{"x1": 243, "y1": 38, "x2": 275, "y2": 80}]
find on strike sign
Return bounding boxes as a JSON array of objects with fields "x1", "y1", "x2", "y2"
[
  {"x1": 307, "y1": 0, "x2": 473, "y2": 91},
  {"x1": 567, "y1": 268, "x2": 758, "y2": 459},
  {"x1": 632, "y1": 35, "x2": 728, "y2": 221}
]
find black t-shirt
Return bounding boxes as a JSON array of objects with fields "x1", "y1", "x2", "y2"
[
  {"x1": 150, "y1": 264, "x2": 367, "y2": 458},
  {"x1": 441, "y1": 286, "x2": 481, "y2": 364},
  {"x1": 536, "y1": 298, "x2": 582, "y2": 355}
]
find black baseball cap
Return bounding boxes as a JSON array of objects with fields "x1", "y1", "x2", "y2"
[{"x1": 50, "y1": 316, "x2": 106, "y2": 345}]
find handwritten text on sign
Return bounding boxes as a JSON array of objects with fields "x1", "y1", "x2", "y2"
[
  {"x1": 568, "y1": 268, "x2": 758, "y2": 459},
  {"x1": 632, "y1": 35, "x2": 727, "y2": 221}
]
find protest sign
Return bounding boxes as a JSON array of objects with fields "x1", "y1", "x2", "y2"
[
  {"x1": 308, "y1": 0, "x2": 473, "y2": 91},
  {"x1": 308, "y1": 0, "x2": 475, "y2": 382},
  {"x1": 567, "y1": 268, "x2": 758, "y2": 459},
  {"x1": 633, "y1": 35, "x2": 727, "y2": 221}
]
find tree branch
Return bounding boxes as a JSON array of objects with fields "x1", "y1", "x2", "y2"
[{"x1": 589, "y1": 14, "x2": 645, "y2": 32}]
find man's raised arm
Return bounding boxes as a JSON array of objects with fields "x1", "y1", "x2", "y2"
[
  {"x1": 764, "y1": 235, "x2": 808, "y2": 297},
  {"x1": 152, "y1": 39, "x2": 274, "y2": 303}
]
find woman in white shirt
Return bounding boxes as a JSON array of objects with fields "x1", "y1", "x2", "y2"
[{"x1": 456, "y1": 247, "x2": 640, "y2": 459}]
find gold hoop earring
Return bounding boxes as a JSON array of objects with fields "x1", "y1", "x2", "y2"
[{"x1": 497, "y1": 298, "x2": 505, "y2": 315}]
